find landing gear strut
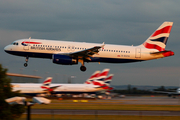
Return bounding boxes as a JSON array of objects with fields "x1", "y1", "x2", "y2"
[{"x1": 24, "y1": 56, "x2": 29, "y2": 67}]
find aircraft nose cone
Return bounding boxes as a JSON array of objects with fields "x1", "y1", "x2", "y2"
[{"x1": 4, "y1": 45, "x2": 11, "y2": 52}]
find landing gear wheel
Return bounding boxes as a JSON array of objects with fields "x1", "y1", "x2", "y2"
[
  {"x1": 24, "y1": 63, "x2": 28, "y2": 67},
  {"x1": 80, "y1": 66, "x2": 86, "y2": 72},
  {"x1": 24, "y1": 56, "x2": 29, "y2": 67}
]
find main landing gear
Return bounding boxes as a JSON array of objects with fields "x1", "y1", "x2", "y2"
[
  {"x1": 79, "y1": 59, "x2": 86, "y2": 72},
  {"x1": 80, "y1": 66, "x2": 86, "y2": 72},
  {"x1": 24, "y1": 56, "x2": 29, "y2": 67}
]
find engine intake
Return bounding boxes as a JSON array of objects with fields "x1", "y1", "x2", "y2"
[{"x1": 52, "y1": 54, "x2": 78, "y2": 65}]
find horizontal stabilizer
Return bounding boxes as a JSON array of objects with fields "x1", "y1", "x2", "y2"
[{"x1": 150, "y1": 50, "x2": 174, "y2": 57}]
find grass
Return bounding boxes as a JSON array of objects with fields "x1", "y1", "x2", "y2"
[
  {"x1": 17, "y1": 99, "x2": 180, "y2": 120},
  {"x1": 31, "y1": 99, "x2": 180, "y2": 111},
  {"x1": 18, "y1": 114, "x2": 180, "y2": 120}
]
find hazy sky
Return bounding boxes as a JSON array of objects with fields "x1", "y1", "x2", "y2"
[{"x1": 1, "y1": 0, "x2": 180, "y2": 86}]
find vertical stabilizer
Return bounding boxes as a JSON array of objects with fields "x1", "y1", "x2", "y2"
[
  {"x1": 141, "y1": 22, "x2": 173, "y2": 51},
  {"x1": 84, "y1": 71, "x2": 101, "y2": 84},
  {"x1": 41, "y1": 77, "x2": 52, "y2": 90},
  {"x1": 104, "y1": 74, "x2": 114, "y2": 86},
  {"x1": 92, "y1": 68, "x2": 110, "y2": 86}
]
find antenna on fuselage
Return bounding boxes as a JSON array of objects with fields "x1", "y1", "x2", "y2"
[{"x1": 29, "y1": 37, "x2": 31, "y2": 39}]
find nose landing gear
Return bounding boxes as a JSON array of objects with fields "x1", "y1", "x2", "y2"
[{"x1": 24, "y1": 56, "x2": 29, "y2": 67}]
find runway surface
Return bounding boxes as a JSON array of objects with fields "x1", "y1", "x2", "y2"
[
  {"x1": 110, "y1": 96, "x2": 180, "y2": 105},
  {"x1": 28, "y1": 96, "x2": 180, "y2": 116},
  {"x1": 29, "y1": 109, "x2": 180, "y2": 116}
]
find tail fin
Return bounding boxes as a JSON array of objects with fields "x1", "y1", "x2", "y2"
[
  {"x1": 84, "y1": 71, "x2": 101, "y2": 84},
  {"x1": 141, "y1": 21, "x2": 173, "y2": 51},
  {"x1": 92, "y1": 68, "x2": 110, "y2": 86},
  {"x1": 41, "y1": 77, "x2": 52, "y2": 90},
  {"x1": 104, "y1": 74, "x2": 114, "y2": 86},
  {"x1": 95, "y1": 68, "x2": 110, "y2": 81}
]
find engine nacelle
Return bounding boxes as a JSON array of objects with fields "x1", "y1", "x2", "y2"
[{"x1": 52, "y1": 54, "x2": 78, "y2": 65}]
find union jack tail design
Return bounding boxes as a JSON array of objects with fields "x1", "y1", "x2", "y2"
[
  {"x1": 101, "y1": 74, "x2": 114, "y2": 90},
  {"x1": 104, "y1": 74, "x2": 114, "y2": 86},
  {"x1": 84, "y1": 71, "x2": 101, "y2": 84},
  {"x1": 41, "y1": 77, "x2": 52, "y2": 91},
  {"x1": 141, "y1": 22, "x2": 173, "y2": 51},
  {"x1": 92, "y1": 68, "x2": 110, "y2": 86}
]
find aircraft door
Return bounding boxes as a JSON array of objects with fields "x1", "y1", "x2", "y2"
[
  {"x1": 23, "y1": 41, "x2": 29, "y2": 50},
  {"x1": 135, "y1": 48, "x2": 141, "y2": 58}
]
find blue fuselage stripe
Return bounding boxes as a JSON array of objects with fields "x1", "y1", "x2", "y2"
[{"x1": 5, "y1": 50, "x2": 143, "y2": 63}]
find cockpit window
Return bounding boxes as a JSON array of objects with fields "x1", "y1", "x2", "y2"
[{"x1": 12, "y1": 42, "x2": 18, "y2": 45}]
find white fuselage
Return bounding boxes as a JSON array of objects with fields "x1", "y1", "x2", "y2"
[
  {"x1": 12, "y1": 83, "x2": 104, "y2": 95},
  {"x1": 4, "y1": 39, "x2": 164, "y2": 63}
]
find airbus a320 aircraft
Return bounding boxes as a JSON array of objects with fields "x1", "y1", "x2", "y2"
[
  {"x1": 12, "y1": 69, "x2": 112, "y2": 95},
  {"x1": 4, "y1": 22, "x2": 174, "y2": 71}
]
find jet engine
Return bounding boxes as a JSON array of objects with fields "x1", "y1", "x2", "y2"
[{"x1": 52, "y1": 54, "x2": 78, "y2": 65}]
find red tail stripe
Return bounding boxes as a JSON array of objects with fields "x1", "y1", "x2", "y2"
[
  {"x1": 41, "y1": 86, "x2": 48, "y2": 89},
  {"x1": 151, "y1": 26, "x2": 172, "y2": 37},
  {"x1": 143, "y1": 42, "x2": 165, "y2": 51},
  {"x1": 43, "y1": 79, "x2": 51, "y2": 83},
  {"x1": 85, "y1": 81, "x2": 91, "y2": 84},
  {"x1": 89, "y1": 73, "x2": 100, "y2": 79},
  {"x1": 105, "y1": 76, "x2": 113, "y2": 80},
  {"x1": 98, "y1": 71, "x2": 108, "y2": 77},
  {"x1": 93, "y1": 81, "x2": 102, "y2": 86}
]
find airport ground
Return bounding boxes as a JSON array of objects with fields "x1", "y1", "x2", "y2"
[{"x1": 18, "y1": 95, "x2": 180, "y2": 120}]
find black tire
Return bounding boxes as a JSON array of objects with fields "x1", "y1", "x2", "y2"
[
  {"x1": 24, "y1": 63, "x2": 28, "y2": 67},
  {"x1": 80, "y1": 66, "x2": 86, "y2": 72}
]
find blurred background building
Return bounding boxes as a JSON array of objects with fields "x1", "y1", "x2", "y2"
[{"x1": 7, "y1": 73, "x2": 42, "y2": 83}]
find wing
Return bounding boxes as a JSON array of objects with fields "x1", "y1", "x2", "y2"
[
  {"x1": 62, "y1": 43, "x2": 105, "y2": 60},
  {"x1": 43, "y1": 85, "x2": 61, "y2": 92}
]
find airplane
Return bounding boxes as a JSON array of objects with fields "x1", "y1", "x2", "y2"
[
  {"x1": 84, "y1": 70, "x2": 101, "y2": 84},
  {"x1": 153, "y1": 88, "x2": 180, "y2": 98},
  {"x1": 12, "y1": 77, "x2": 53, "y2": 96},
  {"x1": 50, "y1": 69, "x2": 110, "y2": 94},
  {"x1": 11, "y1": 69, "x2": 111, "y2": 96},
  {"x1": 84, "y1": 69, "x2": 114, "y2": 93},
  {"x1": 4, "y1": 22, "x2": 174, "y2": 71},
  {"x1": 95, "y1": 74, "x2": 114, "y2": 95}
]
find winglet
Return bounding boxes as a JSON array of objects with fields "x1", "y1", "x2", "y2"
[{"x1": 101, "y1": 42, "x2": 105, "y2": 48}]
